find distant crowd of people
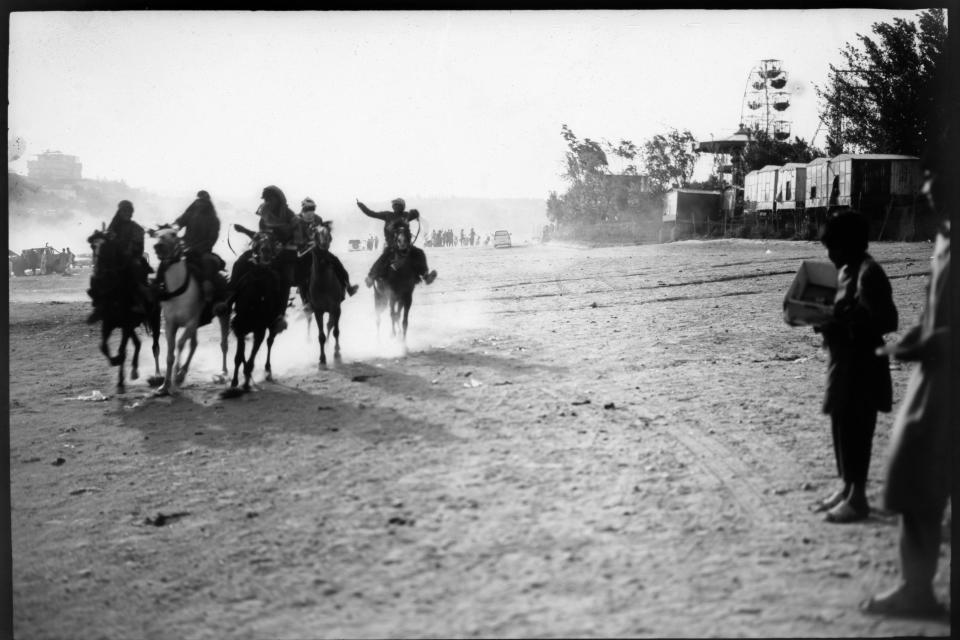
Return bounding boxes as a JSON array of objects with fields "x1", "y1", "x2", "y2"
[{"x1": 425, "y1": 228, "x2": 491, "y2": 248}]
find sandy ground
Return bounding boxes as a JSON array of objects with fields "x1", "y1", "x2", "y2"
[{"x1": 8, "y1": 239, "x2": 951, "y2": 638}]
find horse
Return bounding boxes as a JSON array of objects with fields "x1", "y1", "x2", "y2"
[
  {"x1": 373, "y1": 221, "x2": 431, "y2": 349},
  {"x1": 302, "y1": 221, "x2": 343, "y2": 366},
  {"x1": 87, "y1": 230, "x2": 162, "y2": 393},
  {"x1": 221, "y1": 229, "x2": 290, "y2": 397},
  {"x1": 150, "y1": 227, "x2": 230, "y2": 396}
]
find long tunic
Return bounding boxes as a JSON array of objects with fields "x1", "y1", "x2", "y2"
[
  {"x1": 175, "y1": 198, "x2": 220, "y2": 255},
  {"x1": 821, "y1": 255, "x2": 898, "y2": 415},
  {"x1": 883, "y1": 230, "x2": 951, "y2": 513}
]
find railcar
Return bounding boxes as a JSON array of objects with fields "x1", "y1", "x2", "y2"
[
  {"x1": 802, "y1": 153, "x2": 921, "y2": 239},
  {"x1": 743, "y1": 165, "x2": 779, "y2": 217}
]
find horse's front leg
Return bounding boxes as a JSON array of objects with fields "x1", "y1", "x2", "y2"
[
  {"x1": 100, "y1": 323, "x2": 114, "y2": 363},
  {"x1": 245, "y1": 329, "x2": 266, "y2": 391},
  {"x1": 329, "y1": 308, "x2": 342, "y2": 361},
  {"x1": 175, "y1": 324, "x2": 199, "y2": 385},
  {"x1": 114, "y1": 330, "x2": 129, "y2": 393},
  {"x1": 147, "y1": 319, "x2": 163, "y2": 387},
  {"x1": 129, "y1": 329, "x2": 141, "y2": 381},
  {"x1": 216, "y1": 311, "x2": 230, "y2": 382},
  {"x1": 231, "y1": 331, "x2": 245, "y2": 389},
  {"x1": 264, "y1": 329, "x2": 276, "y2": 381},
  {"x1": 400, "y1": 292, "x2": 413, "y2": 351},
  {"x1": 155, "y1": 321, "x2": 177, "y2": 396},
  {"x1": 315, "y1": 310, "x2": 327, "y2": 367}
]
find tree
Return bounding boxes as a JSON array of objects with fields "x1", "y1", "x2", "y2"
[
  {"x1": 642, "y1": 129, "x2": 700, "y2": 193},
  {"x1": 743, "y1": 130, "x2": 824, "y2": 172},
  {"x1": 816, "y1": 8, "x2": 947, "y2": 155}
]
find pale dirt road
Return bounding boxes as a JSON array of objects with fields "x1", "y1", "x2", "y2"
[{"x1": 8, "y1": 239, "x2": 950, "y2": 638}]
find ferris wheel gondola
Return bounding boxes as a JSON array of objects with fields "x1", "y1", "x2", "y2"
[{"x1": 739, "y1": 59, "x2": 793, "y2": 139}]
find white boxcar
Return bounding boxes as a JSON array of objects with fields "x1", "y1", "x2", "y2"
[
  {"x1": 743, "y1": 165, "x2": 779, "y2": 214},
  {"x1": 775, "y1": 162, "x2": 807, "y2": 211}
]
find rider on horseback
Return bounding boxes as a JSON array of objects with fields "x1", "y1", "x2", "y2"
[
  {"x1": 172, "y1": 190, "x2": 226, "y2": 306},
  {"x1": 357, "y1": 197, "x2": 437, "y2": 288},
  {"x1": 87, "y1": 200, "x2": 152, "y2": 324},
  {"x1": 298, "y1": 197, "x2": 358, "y2": 298},
  {"x1": 257, "y1": 185, "x2": 300, "y2": 285}
]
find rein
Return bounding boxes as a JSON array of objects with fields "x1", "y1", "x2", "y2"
[{"x1": 156, "y1": 257, "x2": 192, "y2": 301}]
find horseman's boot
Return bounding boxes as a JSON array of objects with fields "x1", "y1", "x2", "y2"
[
  {"x1": 346, "y1": 281, "x2": 359, "y2": 297},
  {"x1": 365, "y1": 275, "x2": 374, "y2": 288},
  {"x1": 423, "y1": 270, "x2": 438, "y2": 285}
]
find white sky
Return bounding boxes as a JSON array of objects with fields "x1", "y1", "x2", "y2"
[{"x1": 8, "y1": 9, "x2": 931, "y2": 203}]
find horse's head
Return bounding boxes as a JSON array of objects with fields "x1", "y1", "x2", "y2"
[
  {"x1": 251, "y1": 231, "x2": 283, "y2": 265},
  {"x1": 152, "y1": 226, "x2": 183, "y2": 263},
  {"x1": 87, "y1": 230, "x2": 109, "y2": 252},
  {"x1": 313, "y1": 221, "x2": 333, "y2": 251},
  {"x1": 393, "y1": 222, "x2": 412, "y2": 251}
]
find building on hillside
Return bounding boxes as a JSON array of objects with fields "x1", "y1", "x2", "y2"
[{"x1": 27, "y1": 151, "x2": 82, "y2": 183}]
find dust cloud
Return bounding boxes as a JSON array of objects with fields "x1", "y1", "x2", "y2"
[{"x1": 171, "y1": 284, "x2": 494, "y2": 383}]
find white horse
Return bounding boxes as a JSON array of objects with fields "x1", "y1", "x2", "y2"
[{"x1": 150, "y1": 227, "x2": 229, "y2": 396}]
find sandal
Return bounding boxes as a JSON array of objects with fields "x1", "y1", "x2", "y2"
[
  {"x1": 825, "y1": 500, "x2": 869, "y2": 523},
  {"x1": 861, "y1": 587, "x2": 946, "y2": 619}
]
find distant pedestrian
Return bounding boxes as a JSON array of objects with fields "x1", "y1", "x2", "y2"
[{"x1": 811, "y1": 211, "x2": 898, "y2": 523}]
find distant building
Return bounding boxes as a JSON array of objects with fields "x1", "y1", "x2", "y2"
[{"x1": 27, "y1": 151, "x2": 82, "y2": 183}]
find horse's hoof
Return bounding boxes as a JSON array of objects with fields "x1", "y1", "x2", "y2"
[
  {"x1": 153, "y1": 387, "x2": 171, "y2": 397},
  {"x1": 264, "y1": 372, "x2": 273, "y2": 382},
  {"x1": 130, "y1": 370, "x2": 139, "y2": 381},
  {"x1": 211, "y1": 374, "x2": 227, "y2": 384},
  {"x1": 116, "y1": 385, "x2": 126, "y2": 394},
  {"x1": 147, "y1": 375, "x2": 164, "y2": 388}
]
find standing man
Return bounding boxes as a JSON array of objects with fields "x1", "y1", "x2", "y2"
[
  {"x1": 356, "y1": 197, "x2": 436, "y2": 287},
  {"x1": 861, "y1": 149, "x2": 952, "y2": 618}
]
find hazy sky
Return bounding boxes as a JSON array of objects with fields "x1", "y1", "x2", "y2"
[{"x1": 8, "y1": 9, "x2": 930, "y2": 203}]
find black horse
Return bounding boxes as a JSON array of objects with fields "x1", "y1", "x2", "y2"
[
  {"x1": 87, "y1": 230, "x2": 161, "y2": 393},
  {"x1": 300, "y1": 221, "x2": 343, "y2": 366},
  {"x1": 221, "y1": 228, "x2": 290, "y2": 397},
  {"x1": 373, "y1": 221, "x2": 433, "y2": 348}
]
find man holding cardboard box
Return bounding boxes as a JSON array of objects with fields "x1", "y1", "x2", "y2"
[{"x1": 811, "y1": 211, "x2": 898, "y2": 524}]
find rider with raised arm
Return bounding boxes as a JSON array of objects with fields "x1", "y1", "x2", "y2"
[
  {"x1": 172, "y1": 189, "x2": 225, "y2": 305},
  {"x1": 356, "y1": 196, "x2": 437, "y2": 287},
  {"x1": 298, "y1": 197, "x2": 358, "y2": 299}
]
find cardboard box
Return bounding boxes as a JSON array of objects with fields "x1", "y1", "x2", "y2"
[{"x1": 783, "y1": 260, "x2": 838, "y2": 327}]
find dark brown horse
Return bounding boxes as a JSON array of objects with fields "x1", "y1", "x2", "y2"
[
  {"x1": 221, "y1": 228, "x2": 290, "y2": 397},
  {"x1": 301, "y1": 221, "x2": 343, "y2": 366},
  {"x1": 87, "y1": 230, "x2": 161, "y2": 393},
  {"x1": 373, "y1": 221, "x2": 431, "y2": 350}
]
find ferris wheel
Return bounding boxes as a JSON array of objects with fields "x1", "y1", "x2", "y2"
[{"x1": 740, "y1": 59, "x2": 792, "y2": 141}]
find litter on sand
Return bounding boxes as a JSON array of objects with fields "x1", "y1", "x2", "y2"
[{"x1": 76, "y1": 390, "x2": 109, "y2": 402}]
